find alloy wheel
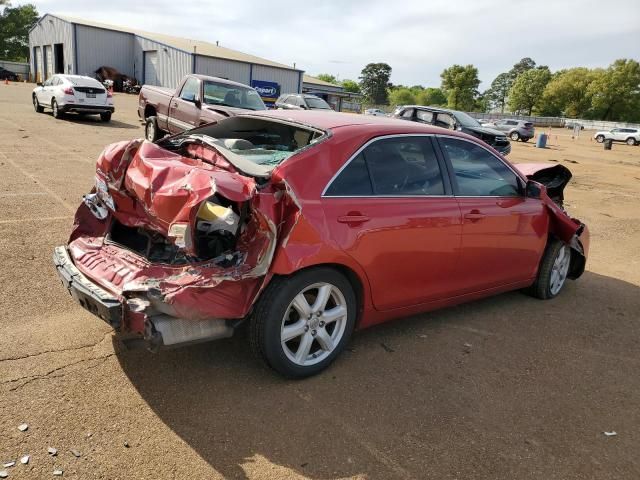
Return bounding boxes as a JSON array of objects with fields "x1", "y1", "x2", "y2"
[
  {"x1": 549, "y1": 245, "x2": 570, "y2": 295},
  {"x1": 280, "y1": 282, "x2": 348, "y2": 367}
]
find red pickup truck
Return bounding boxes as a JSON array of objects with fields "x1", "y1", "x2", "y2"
[{"x1": 138, "y1": 74, "x2": 267, "y2": 141}]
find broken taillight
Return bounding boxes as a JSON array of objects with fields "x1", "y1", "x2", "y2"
[{"x1": 63, "y1": 87, "x2": 74, "y2": 95}]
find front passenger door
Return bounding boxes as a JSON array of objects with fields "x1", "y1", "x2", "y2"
[
  {"x1": 438, "y1": 136, "x2": 547, "y2": 293},
  {"x1": 168, "y1": 77, "x2": 201, "y2": 134}
]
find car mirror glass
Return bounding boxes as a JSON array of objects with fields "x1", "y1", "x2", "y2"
[{"x1": 526, "y1": 180, "x2": 541, "y2": 199}]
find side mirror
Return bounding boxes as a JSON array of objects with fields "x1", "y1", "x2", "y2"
[
  {"x1": 194, "y1": 98, "x2": 202, "y2": 109},
  {"x1": 299, "y1": 104, "x2": 308, "y2": 110},
  {"x1": 526, "y1": 180, "x2": 541, "y2": 199}
]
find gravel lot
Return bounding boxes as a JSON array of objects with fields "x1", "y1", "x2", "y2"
[{"x1": 0, "y1": 82, "x2": 638, "y2": 480}]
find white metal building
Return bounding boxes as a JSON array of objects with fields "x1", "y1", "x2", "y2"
[
  {"x1": 28, "y1": 14, "x2": 303, "y2": 98},
  {"x1": 302, "y1": 75, "x2": 362, "y2": 113}
]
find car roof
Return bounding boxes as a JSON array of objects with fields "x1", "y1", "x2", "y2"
[
  {"x1": 402, "y1": 105, "x2": 459, "y2": 115},
  {"x1": 59, "y1": 75, "x2": 102, "y2": 87},
  {"x1": 243, "y1": 109, "x2": 459, "y2": 134}
]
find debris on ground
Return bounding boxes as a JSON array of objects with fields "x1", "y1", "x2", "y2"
[
  {"x1": 53, "y1": 469, "x2": 64, "y2": 476},
  {"x1": 417, "y1": 334, "x2": 428, "y2": 338},
  {"x1": 603, "y1": 431, "x2": 617, "y2": 437},
  {"x1": 380, "y1": 343, "x2": 395, "y2": 353},
  {"x1": 70, "y1": 449, "x2": 81, "y2": 458},
  {"x1": 20, "y1": 456, "x2": 29, "y2": 465},
  {"x1": 0, "y1": 470, "x2": 8, "y2": 478},
  {"x1": 123, "y1": 441, "x2": 130, "y2": 448},
  {"x1": 47, "y1": 447, "x2": 58, "y2": 456},
  {"x1": 17, "y1": 424, "x2": 28, "y2": 432},
  {"x1": 2, "y1": 462, "x2": 14, "y2": 468},
  {"x1": 463, "y1": 342, "x2": 473, "y2": 353}
]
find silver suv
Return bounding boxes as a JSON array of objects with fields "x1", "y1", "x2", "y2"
[
  {"x1": 275, "y1": 94, "x2": 333, "y2": 110},
  {"x1": 491, "y1": 119, "x2": 535, "y2": 142}
]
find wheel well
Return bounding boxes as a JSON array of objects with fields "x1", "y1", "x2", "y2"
[
  {"x1": 272, "y1": 263, "x2": 366, "y2": 326},
  {"x1": 144, "y1": 105, "x2": 156, "y2": 119}
]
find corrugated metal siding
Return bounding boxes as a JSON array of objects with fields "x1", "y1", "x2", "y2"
[
  {"x1": 134, "y1": 37, "x2": 191, "y2": 88},
  {"x1": 252, "y1": 65, "x2": 300, "y2": 93},
  {"x1": 194, "y1": 56, "x2": 251, "y2": 84},
  {"x1": 75, "y1": 25, "x2": 134, "y2": 77},
  {"x1": 28, "y1": 14, "x2": 74, "y2": 79}
]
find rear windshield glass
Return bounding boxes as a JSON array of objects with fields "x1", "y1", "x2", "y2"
[
  {"x1": 305, "y1": 96, "x2": 332, "y2": 109},
  {"x1": 165, "y1": 116, "x2": 326, "y2": 175},
  {"x1": 203, "y1": 81, "x2": 267, "y2": 111}
]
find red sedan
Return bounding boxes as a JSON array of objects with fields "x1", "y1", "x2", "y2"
[{"x1": 54, "y1": 111, "x2": 589, "y2": 378}]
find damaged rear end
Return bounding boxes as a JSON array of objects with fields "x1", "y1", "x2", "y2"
[
  {"x1": 517, "y1": 162, "x2": 590, "y2": 279},
  {"x1": 54, "y1": 117, "x2": 323, "y2": 349}
]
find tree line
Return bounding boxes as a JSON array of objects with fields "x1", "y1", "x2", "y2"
[{"x1": 316, "y1": 57, "x2": 640, "y2": 122}]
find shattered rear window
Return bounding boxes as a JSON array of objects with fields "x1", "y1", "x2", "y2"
[{"x1": 180, "y1": 116, "x2": 326, "y2": 168}]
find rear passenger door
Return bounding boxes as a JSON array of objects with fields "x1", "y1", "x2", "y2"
[{"x1": 322, "y1": 135, "x2": 463, "y2": 311}]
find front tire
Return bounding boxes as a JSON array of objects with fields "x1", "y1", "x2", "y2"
[
  {"x1": 595, "y1": 135, "x2": 605, "y2": 143},
  {"x1": 100, "y1": 112, "x2": 112, "y2": 122},
  {"x1": 250, "y1": 268, "x2": 357, "y2": 378},
  {"x1": 52, "y1": 99, "x2": 63, "y2": 119},
  {"x1": 523, "y1": 239, "x2": 572, "y2": 300},
  {"x1": 510, "y1": 131, "x2": 520, "y2": 141}
]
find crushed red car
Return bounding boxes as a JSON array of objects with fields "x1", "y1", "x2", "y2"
[{"x1": 53, "y1": 111, "x2": 589, "y2": 378}]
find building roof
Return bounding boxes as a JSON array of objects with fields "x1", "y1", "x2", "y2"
[
  {"x1": 302, "y1": 74, "x2": 342, "y2": 88},
  {"x1": 43, "y1": 14, "x2": 302, "y2": 72}
]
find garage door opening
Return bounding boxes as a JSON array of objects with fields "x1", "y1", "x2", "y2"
[
  {"x1": 54, "y1": 44, "x2": 64, "y2": 74},
  {"x1": 144, "y1": 50, "x2": 158, "y2": 86}
]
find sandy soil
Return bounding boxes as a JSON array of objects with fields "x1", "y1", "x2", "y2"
[{"x1": 0, "y1": 82, "x2": 638, "y2": 480}]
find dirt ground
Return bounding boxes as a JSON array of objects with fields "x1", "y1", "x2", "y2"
[{"x1": 0, "y1": 81, "x2": 638, "y2": 480}]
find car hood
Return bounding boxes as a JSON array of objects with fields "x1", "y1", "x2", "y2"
[{"x1": 466, "y1": 125, "x2": 506, "y2": 137}]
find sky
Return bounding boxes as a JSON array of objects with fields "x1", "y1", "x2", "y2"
[{"x1": 18, "y1": 0, "x2": 640, "y2": 89}]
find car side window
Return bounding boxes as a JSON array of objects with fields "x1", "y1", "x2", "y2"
[
  {"x1": 440, "y1": 137, "x2": 521, "y2": 197},
  {"x1": 401, "y1": 108, "x2": 414, "y2": 119},
  {"x1": 180, "y1": 77, "x2": 200, "y2": 101},
  {"x1": 435, "y1": 113, "x2": 455, "y2": 129},
  {"x1": 324, "y1": 153, "x2": 373, "y2": 196},
  {"x1": 364, "y1": 137, "x2": 445, "y2": 195},
  {"x1": 44, "y1": 78, "x2": 53, "y2": 87},
  {"x1": 416, "y1": 110, "x2": 433, "y2": 123}
]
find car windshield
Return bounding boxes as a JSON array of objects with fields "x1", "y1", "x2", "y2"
[
  {"x1": 305, "y1": 96, "x2": 331, "y2": 109},
  {"x1": 203, "y1": 81, "x2": 267, "y2": 111},
  {"x1": 161, "y1": 116, "x2": 326, "y2": 177},
  {"x1": 453, "y1": 111, "x2": 482, "y2": 128}
]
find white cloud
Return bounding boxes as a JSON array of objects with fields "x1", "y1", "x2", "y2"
[{"x1": 22, "y1": 0, "x2": 640, "y2": 88}]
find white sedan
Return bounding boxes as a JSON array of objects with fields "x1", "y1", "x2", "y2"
[
  {"x1": 32, "y1": 74, "x2": 114, "y2": 122},
  {"x1": 364, "y1": 108, "x2": 388, "y2": 117}
]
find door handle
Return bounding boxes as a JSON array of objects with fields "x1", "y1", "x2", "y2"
[
  {"x1": 464, "y1": 210, "x2": 485, "y2": 222},
  {"x1": 337, "y1": 214, "x2": 370, "y2": 225},
  {"x1": 172, "y1": 102, "x2": 178, "y2": 108}
]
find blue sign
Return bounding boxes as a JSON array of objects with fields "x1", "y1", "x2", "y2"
[{"x1": 251, "y1": 80, "x2": 280, "y2": 105}]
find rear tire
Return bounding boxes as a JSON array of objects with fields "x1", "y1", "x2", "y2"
[
  {"x1": 250, "y1": 268, "x2": 357, "y2": 378},
  {"x1": 626, "y1": 137, "x2": 637, "y2": 146},
  {"x1": 523, "y1": 239, "x2": 572, "y2": 300},
  {"x1": 510, "y1": 131, "x2": 520, "y2": 141},
  {"x1": 521, "y1": 137, "x2": 530, "y2": 143},
  {"x1": 52, "y1": 99, "x2": 63, "y2": 119},
  {"x1": 100, "y1": 112, "x2": 112, "y2": 122},
  {"x1": 145, "y1": 116, "x2": 162, "y2": 142},
  {"x1": 595, "y1": 135, "x2": 605, "y2": 143},
  {"x1": 33, "y1": 95, "x2": 44, "y2": 113}
]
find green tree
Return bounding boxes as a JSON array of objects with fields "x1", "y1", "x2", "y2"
[
  {"x1": 508, "y1": 57, "x2": 537, "y2": 81},
  {"x1": 341, "y1": 79, "x2": 360, "y2": 93},
  {"x1": 440, "y1": 64, "x2": 480, "y2": 110},
  {"x1": 416, "y1": 87, "x2": 447, "y2": 106},
  {"x1": 485, "y1": 72, "x2": 511, "y2": 112},
  {"x1": 586, "y1": 59, "x2": 640, "y2": 121},
  {"x1": 388, "y1": 87, "x2": 415, "y2": 106},
  {"x1": 359, "y1": 62, "x2": 392, "y2": 104},
  {"x1": 0, "y1": 2, "x2": 39, "y2": 61},
  {"x1": 538, "y1": 67, "x2": 598, "y2": 117},
  {"x1": 316, "y1": 73, "x2": 339, "y2": 85},
  {"x1": 508, "y1": 67, "x2": 552, "y2": 115}
]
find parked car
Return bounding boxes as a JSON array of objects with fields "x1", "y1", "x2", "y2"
[
  {"x1": 491, "y1": 119, "x2": 535, "y2": 142},
  {"x1": 392, "y1": 106, "x2": 512, "y2": 155},
  {"x1": 364, "y1": 108, "x2": 388, "y2": 117},
  {"x1": 32, "y1": 75, "x2": 114, "y2": 121},
  {"x1": 593, "y1": 128, "x2": 639, "y2": 146},
  {"x1": 275, "y1": 93, "x2": 332, "y2": 110},
  {"x1": 138, "y1": 74, "x2": 267, "y2": 141},
  {"x1": 565, "y1": 121, "x2": 584, "y2": 130},
  {"x1": 0, "y1": 67, "x2": 19, "y2": 81},
  {"x1": 53, "y1": 111, "x2": 589, "y2": 378}
]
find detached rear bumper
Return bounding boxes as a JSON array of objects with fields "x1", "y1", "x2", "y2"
[{"x1": 53, "y1": 246, "x2": 122, "y2": 328}]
